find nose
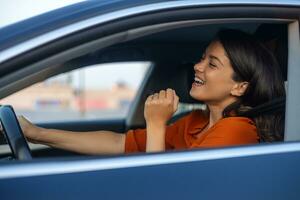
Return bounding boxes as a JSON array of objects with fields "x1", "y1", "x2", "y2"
[{"x1": 194, "y1": 59, "x2": 206, "y2": 72}]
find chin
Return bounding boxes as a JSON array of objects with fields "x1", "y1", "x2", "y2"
[{"x1": 189, "y1": 90, "x2": 207, "y2": 101}]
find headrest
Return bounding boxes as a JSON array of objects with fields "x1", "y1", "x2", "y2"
[{"x1": 254, "y1": 24, "x2": 288, "y2": 80}]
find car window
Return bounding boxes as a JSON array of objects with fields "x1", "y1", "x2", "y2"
[{"x1": 0, "y1": 62, "x2": 151, "y2": 123}]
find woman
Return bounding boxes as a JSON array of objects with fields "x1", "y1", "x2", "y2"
[{"x1": 18, "y1": 29, "x2": 286, "y2": 154}]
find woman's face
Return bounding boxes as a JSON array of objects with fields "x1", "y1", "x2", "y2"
[{"x1": 190, "y1": 40, "x2": 238, "y2": 105}]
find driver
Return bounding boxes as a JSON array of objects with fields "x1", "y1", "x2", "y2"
[{"x1": 17, "y1": 29, "x2": 286, "y2": 154}]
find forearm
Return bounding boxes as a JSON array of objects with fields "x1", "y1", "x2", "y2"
[
  {"x1": 35, "y1": 128, "x2": 126, "y2": 155},
  {"x1": 143, "y1": 88, "x2": 178, "y2": 152},
  {"x1": 146, "y1": 123, "x2": 166, "y2": 152}
]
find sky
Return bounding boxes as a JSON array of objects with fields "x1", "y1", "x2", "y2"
[
  {"x1": 0, "y1": 0, "x2": 148, "y2": 90},
  {"x1": 0, "y1": 0, "x2": 84, "y2": 28},
  {"x1": 56, "y1": 62, "x2": 150, "y2": 89}
]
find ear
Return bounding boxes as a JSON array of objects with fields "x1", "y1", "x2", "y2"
[{"x1": 230, "y1": 82, "x2": 249, "y2": 97}]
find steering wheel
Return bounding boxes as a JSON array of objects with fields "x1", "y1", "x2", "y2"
[{"x1": 0, "y1": 105, "x2": 32, "y2": 160}]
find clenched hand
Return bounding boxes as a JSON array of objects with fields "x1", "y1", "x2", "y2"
[{"x1": 144, "y1": 88, "x2": 179, "y2": 126}]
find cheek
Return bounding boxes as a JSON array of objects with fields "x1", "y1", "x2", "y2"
[
  {"x1": 207, "y1": 73, "x2": 233, "y2": 92},
  {"x1": 209, "y1": 72, "x2": 235, "y2": 93},
  {"x1": 190, "y1": 71, "x2": 234, "y2": 101}
]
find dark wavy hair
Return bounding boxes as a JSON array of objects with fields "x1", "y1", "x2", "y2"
[{"x1": 215, "y1": 29, "x2": 286, "y2": 142}]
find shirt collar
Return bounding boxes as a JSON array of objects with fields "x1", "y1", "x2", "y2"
[{"x1": 188, "y1": 110, "x2": 209, "y2": 135}]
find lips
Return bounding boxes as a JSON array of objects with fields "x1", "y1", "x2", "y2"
[{"x1": 193, "y1": 75, "x2": 205, "y2": 86}]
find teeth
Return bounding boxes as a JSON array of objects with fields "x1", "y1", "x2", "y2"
[{"x1": 194, "y1": 77, "x2": 205, "y2": 84}]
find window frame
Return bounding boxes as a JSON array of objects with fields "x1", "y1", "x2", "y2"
[{"x1": 284, "y1": 21, "x2": 300, "y2": 141}]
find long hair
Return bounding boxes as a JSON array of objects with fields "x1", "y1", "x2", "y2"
[{"x1": 216, "y1": 29, "x2": 286, "y2": 142}]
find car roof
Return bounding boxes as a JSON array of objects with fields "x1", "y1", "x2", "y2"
[
  {"x1": 0, "y1": 0, "x2": 161, "y2": 51},
  {"x1": 0, "y1": 0, "x2": 298, "y2": 53}
]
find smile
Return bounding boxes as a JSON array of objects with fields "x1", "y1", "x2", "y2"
[{"x1": 194, "y1": 76, "x2": 205, "y2": 86}]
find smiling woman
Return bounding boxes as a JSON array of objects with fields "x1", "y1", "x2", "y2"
[
  {"x1": 126, "y1": 29, "x2": 285, "y2": 153},
  {"x1": 16, "y1": 29, "x2": 285, "y2": 154}
]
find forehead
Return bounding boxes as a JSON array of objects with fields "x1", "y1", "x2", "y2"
[
  {"x1": 206, "y1": 41, "x2": 226, "y2": 56},
  {"x1": 206, "y1": 41, "x2": 231, "y2": 66}
]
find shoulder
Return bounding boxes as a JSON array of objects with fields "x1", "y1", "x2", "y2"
[
  {"x1": 218, "y1": 117, "x2": 256, "y2": 129},
  {"x1": 211, "y1": 116, "x2": 258, "y2": 143}
]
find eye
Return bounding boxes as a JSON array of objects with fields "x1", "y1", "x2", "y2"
[{"x1": 209, "y1": 62, "x2": 217, "y2": 68}]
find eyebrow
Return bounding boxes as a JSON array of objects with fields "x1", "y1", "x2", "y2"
[{"x1": 209, "y1": 55, "x2": 224, "y2": 67}]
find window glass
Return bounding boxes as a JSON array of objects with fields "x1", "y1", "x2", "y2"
[{"x1": 0, "y1": 62, "x2": 151, "y2": 123}]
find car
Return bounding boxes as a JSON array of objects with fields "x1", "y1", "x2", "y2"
[{"x1": 0, "y1": 0, "x2": 300, "y2": 199}]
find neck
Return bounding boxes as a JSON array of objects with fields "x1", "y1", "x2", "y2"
[
  {"x1": 206, "y1": 98, "x2": 237, "y2": 128},
  {"x1": 206, "y1": 104, "x2": 223, "y2": 128}
]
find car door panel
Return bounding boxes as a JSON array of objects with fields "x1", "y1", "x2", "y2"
[{"x1": 0, "y1": 148, "x2": 299, "y2": 200}]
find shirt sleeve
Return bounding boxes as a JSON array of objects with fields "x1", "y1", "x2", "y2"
[
  {"x1": 124, "y1": 114, "x2": 190, "y2": 153},
  {"x1": 190, "y1": 117, "x2": 259, "y2": 149}
]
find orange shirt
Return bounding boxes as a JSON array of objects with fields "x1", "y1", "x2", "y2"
[{"x1": 125, "y1": 110, "x2": 259, "y2": 153}]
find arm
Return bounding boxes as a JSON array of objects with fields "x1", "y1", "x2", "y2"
[
  {"x1": 144, "y1": 89, "x2": 179, "y2": 152},
  {"x1": 18, "y1": 116, "x2": 125, "y2": 155}
]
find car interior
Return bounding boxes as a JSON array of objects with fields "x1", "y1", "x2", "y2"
[{"x1": 0, "y1": 21, "x2": 288, "y2": 160}]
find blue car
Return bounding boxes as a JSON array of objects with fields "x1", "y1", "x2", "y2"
[{"x1": 0, "y1": 1, "x2": 300, "y2": 199}]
